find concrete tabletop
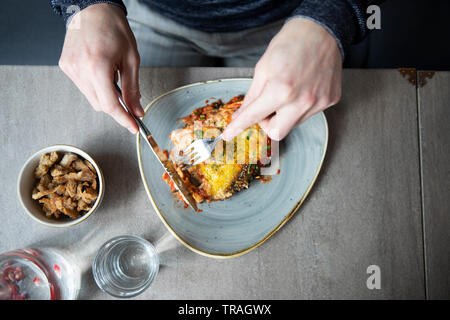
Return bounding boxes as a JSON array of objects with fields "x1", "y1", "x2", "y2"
[{"x1": 0, "y1": 66, "x2": 448, "y2": 299}]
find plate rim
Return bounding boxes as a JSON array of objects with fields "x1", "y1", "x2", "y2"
[{"x1": 136, "y1": 78, "x2": 329, "y2": 259}]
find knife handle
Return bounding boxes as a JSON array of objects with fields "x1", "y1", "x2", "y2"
[
  {"x1": 113, "y1": 82, "x2": 151, "y2": 136},
  {"x1": 113, "y1": 82, "x2": 168, "y2": 160}
]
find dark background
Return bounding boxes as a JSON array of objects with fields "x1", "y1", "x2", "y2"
[{"x1": 0, "y1": 0, "x2": 449, "y2": 70}]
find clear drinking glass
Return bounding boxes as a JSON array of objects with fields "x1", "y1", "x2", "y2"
[
  {"x1": 92, "y1": 235, "x2": 159, "y2": 298},
  {"x1": 0, "y1": 248, "x2": 80, "y2": 300}
]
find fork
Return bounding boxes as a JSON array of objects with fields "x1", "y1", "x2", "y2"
[{"x1": 179, "y1": 134, "x2": 224, "y2": 168}]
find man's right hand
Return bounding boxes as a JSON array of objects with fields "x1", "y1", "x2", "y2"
[{"x1": 59, "y1": 3, "x2": 143, "y2": 134}]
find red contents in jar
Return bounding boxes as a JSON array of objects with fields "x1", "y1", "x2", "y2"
[{"x1": 0, "y1": 266, "x2": 27, "y2": 300}]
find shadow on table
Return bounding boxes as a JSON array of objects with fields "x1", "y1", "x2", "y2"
[{"x1": 141, "y1": 230, "x2": 198, "y2": 270}]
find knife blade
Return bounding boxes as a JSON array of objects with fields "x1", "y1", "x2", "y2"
[{"x1": 113, "y1": 82, "x2": 199, "y2": 212}]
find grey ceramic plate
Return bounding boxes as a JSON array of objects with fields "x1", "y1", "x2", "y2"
[{"x1": 137, "y1": 79, "x2": 328, "y2": 258}]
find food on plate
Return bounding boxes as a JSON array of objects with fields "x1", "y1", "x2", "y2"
[
  {"x1": 31, "y1": 151, "x2": 99, "y2": 219},
  {"x1": 163, "y1": 95, "x2": 272, "y2": 206}
]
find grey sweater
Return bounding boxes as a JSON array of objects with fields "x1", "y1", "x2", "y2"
[{"x1": 50, "y1": 0, "x2": 381, "y2": 58}]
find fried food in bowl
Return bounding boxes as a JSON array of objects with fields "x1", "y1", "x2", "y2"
[{"x1": 18, "y1": 145, "x2": 104, "y2": 227}]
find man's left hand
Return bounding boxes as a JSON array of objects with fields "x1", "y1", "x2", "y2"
[{"x1": 222, "y1": 18, "x2": 342, "y2": 141}]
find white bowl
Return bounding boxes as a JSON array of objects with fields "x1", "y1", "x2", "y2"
[{"x1": 17, "y1": 145, "x2": 104, "y2": 228}]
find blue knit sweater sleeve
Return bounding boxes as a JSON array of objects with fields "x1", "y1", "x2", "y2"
[
  {"x1": 288, "y1": 0, "x2": 376, "y2": 59},
  {"x1": 50, "y1": 0, "x2": 126, "y2": 26}
]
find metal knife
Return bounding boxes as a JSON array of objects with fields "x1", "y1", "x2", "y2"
[{"x1": 113, "y1": 82, "x2": 199, "y2": 212}]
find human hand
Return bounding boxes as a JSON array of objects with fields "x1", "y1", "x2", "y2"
[
  {"x1": 58, "y1": 3, "x2": 143, "y2": 134},
  {"x1": 222, "y1": 18, "x2": 342, "y2": 141}
]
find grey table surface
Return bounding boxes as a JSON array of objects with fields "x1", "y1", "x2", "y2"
[
  {"x1": 418, "y1": 71, "x2": 450, "y2": 299},
  {"x1": 0, "y1": 66, "x2": 447, "y2": 299}
]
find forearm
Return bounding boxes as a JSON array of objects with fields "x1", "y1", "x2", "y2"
[
  {"x1": 288, "y1": 0, "x2": 384, "y2": 59},
  {"x1": 50, "y1": 0, "x2": 127, "y2": 25}
]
